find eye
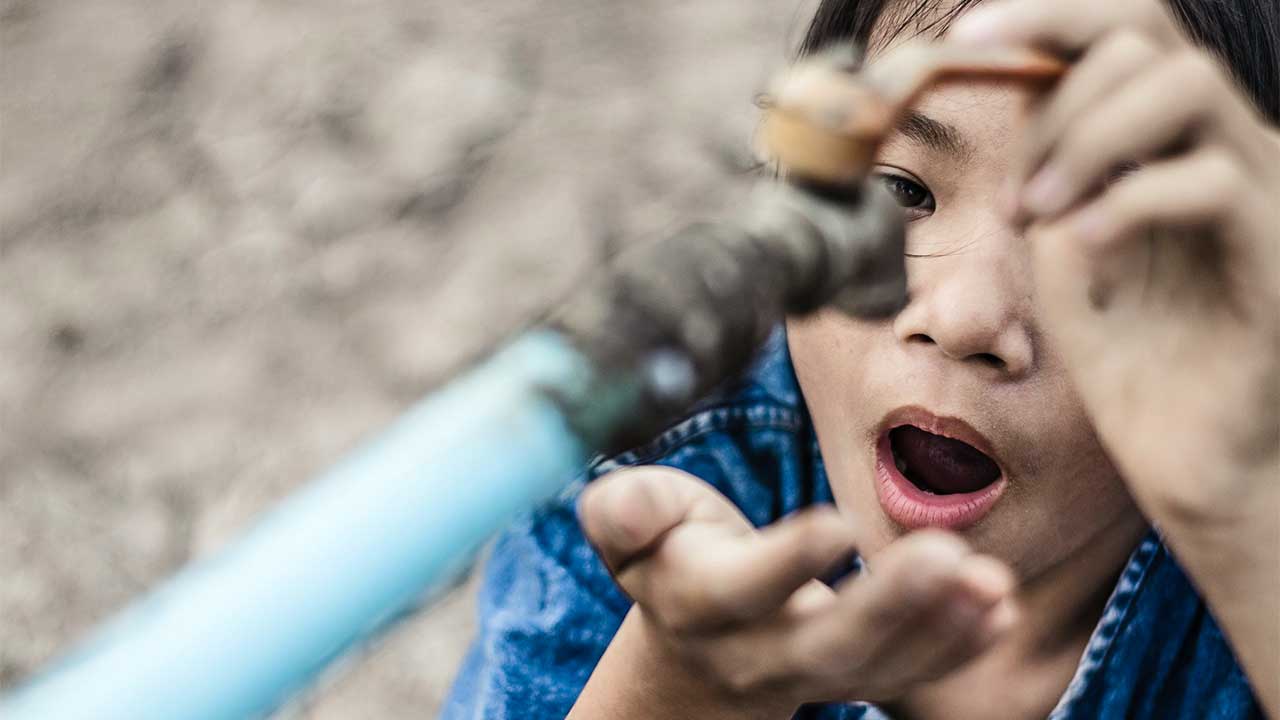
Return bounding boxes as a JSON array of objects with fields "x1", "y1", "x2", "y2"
[{"x1": 874, "y1": 170, "x2": 935, "y2": 220}]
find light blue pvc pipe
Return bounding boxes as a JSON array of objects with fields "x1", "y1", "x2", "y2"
[{"x1": 3, "y1": 331, "x2": 609, "y2": 720}]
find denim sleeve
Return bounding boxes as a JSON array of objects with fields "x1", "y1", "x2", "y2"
[{"x1": 438, "y1": 496, "x2": 631, "y2": 720}]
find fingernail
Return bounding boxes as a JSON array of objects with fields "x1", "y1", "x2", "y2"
[
  {"x1": 1023, "y1": 167, "x2": 1070, "y2": 216},
  {"x1": 961, "y1": 558, "x2": 1015, "y2": 603},
  {"x1": 947, "y1": 7, "x2": 1010, "y2": 45},
  {"x1": 986, "y1": 599, "x2": 1019, "y2": 635},
  {"x1": 607, "y1": 482, "x2": 653, "y2": 548},
  {"x1": 1069, "y1": 206, "x2": 1110, "y2": 248},
  {"x1": 966, "y1": 599, "x2": 1018, "y2": 647},
  {"x1": 945, "y1": 598, "x2": 985, "y2": 630}
]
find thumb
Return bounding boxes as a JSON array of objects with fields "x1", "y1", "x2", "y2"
[
  {"x1": 578, "y1": 466, "x2": 715, "y2": 574},
  {"x1": 703, "y1": 506, "x2": 859, "y2": 622}
]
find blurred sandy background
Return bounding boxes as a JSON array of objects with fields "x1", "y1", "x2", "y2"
[{"x1": 1, "y1": 0, "x2": 813, "y2": 715}]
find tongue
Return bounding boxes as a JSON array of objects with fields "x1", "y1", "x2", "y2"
[{"x1": 890, "y1": 426, "x2": 1000, "y2": 495}]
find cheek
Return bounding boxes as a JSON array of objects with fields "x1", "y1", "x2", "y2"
[
  {"x1": 982, "y1": 382, "x2": 1137, "y2": 574},
  {"x1": 1021, "y1": 411, "x2": 1126, "y2": 515},
  {"x1": 786, "y1": 311, "x2": 884, "y2": 459},
  {"x1": 787, "y1": 312, "x2": 903, "y2": 551},
  {"x1": 786, "y1": 311, "x2": 882, "y2": 399},
  {"x1": 1003, "y1": 459, "x2": 1135, "y2": 579}
]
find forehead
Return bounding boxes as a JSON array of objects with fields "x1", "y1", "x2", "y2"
[
  {"x1": 866, "y1": 0, "x2": 982, "y2": 54},
  {"x1": 914, "y1": 82, "x2": 1025, "y2": 127},
  {"x1": 879, "y1": 82, "x2": 1028, "y2": 169},
  {"x1": 864, "y1": 0, "x2": 1028, "y2": 154}
]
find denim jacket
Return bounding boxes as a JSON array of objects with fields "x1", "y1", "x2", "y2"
[{"x1": 441, "y1": 329, "x2": 1262, "y2": 719}]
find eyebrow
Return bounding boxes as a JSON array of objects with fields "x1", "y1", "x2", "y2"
[{"x1": 895, "y1": 110, "x2": 973, "y2": 158}]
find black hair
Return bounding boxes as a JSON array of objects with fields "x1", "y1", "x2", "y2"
[{"x1": 800, "y1": 0, "x2": 1280, "y2": 124}]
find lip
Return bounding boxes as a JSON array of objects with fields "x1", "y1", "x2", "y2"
[{"x1": 873, "y1": 405, "x2": 1007, "y2": 531}]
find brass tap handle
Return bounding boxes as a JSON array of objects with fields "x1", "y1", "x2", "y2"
[{"x1": 758, "y1": 43, "x2": 1066, "y2": 184}]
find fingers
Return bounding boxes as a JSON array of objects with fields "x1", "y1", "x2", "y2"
[
  {"x1": 578, "y1": 466, "x2": 745, "y2": 574},
  {"x1": 584, "y1": 472, "x2": 1022, "y2": 701},
  {"x1": 632, "y1": 507, "x2": 859, "y2": 632},
  {"x1": 693, "y1": 507, "x2": 859, "y2": 623},
  {"x1": 913, "y1": 595, "x2": 1019, "y2": 682},
  {"x1": 788, "y1": 530, "x2": 1019, "y2": 697},
  {"x1": 874, "y1": 556, "x2": 1018, "y2": 686},
  {"x1": 947, "y1": 0, "x2": 1182, "y2": 55},
  {"x1": 1029, "y1": 146, "x2": 1265, "y2": 323},
  {"x1": 685, "y1": 531, "x2": 1019, "y2": 704},
  {"x1": 947, "y1": 0, "x2": 1259, "y2": 227},
  {"x1": 580, "y1": 466, "x2": 859, "y2": 631},
  {"x1": 1049, "y1": 148, "x2": 1254, "y2": 254},
  {"x1": 1003, "y1": 28, "x2": 1162, "y2": 216},
  {"x1": 1017, "y1": 51, "x2": 1238, "y2": 219}
]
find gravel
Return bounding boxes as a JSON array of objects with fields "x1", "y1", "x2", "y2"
[{"x1": 0, "y1": 0, "x2": 807, "y2": 714}]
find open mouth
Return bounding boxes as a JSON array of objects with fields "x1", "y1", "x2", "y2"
[
  {"x1": 873, "y1": 408, "x2": 1007, "y2": 530},
  {"x1": 888, "y1": 425, "x2": 1001, "y2": 495}
]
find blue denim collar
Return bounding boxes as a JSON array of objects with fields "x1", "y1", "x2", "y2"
[
  {"x1": 846, "y1": 532, "x2": 1165, "y2": 720},
  {"x1": 1048, "y1": 532, "x2": 1162, "y2": 718}
]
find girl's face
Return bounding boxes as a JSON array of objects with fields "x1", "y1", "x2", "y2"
[{"x1": 787, "y1": 79, "x2": 1143, "y2": 579}]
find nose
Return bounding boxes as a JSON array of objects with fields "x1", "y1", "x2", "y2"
[{"x1": 891, "y1": 248, "x2": 1034, "y2": 378}]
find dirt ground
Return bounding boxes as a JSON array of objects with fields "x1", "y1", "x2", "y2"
[{"x1": 1, "y1": 0, "x2": 809, "y2": 715}]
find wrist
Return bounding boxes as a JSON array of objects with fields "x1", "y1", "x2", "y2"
[
  {"x1": 570, "y1": 607, "x2": 801, "y2": 720},
  {"x1": 1150, "y1": 479, "x2": 1279, "y2": 716},
  {"x1": 628, "y1": 608, "x2": 804, "y2": 720}
]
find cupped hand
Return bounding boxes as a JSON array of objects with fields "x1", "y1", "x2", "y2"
[{"x1": 575, "y1": 466, "x2": 1018, "y2": 714}]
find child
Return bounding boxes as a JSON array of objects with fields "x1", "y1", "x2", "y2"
[{"x1": 444, "y1": 0, "x2": 1280, "y2": 717}]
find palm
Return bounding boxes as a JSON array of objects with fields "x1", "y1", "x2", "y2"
[{"x1": 1035, "y1": 222, "x2": 1279, "y2": 518}]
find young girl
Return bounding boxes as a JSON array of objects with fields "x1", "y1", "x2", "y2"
[{"x1": 443, "y1": 0, "x2": 1279, "y2": 717}]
